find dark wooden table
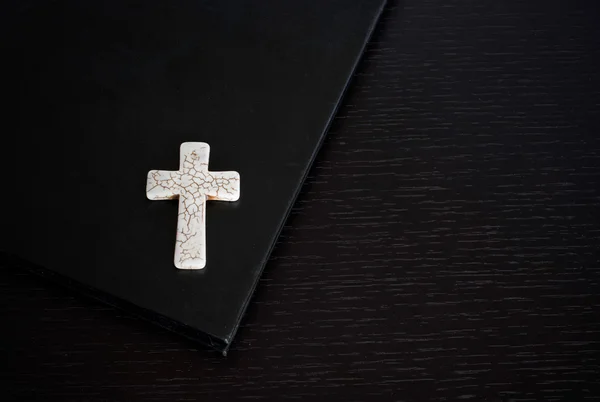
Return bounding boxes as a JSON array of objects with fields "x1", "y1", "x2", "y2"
[{"x1": 3, "y1": 1, "x2": 600, "y2": 400}]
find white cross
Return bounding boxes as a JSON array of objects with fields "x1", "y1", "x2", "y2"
[{"x1": 146, "y1": 142, "x2": 240, "y2": 269}]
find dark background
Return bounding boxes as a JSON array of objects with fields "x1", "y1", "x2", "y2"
[{"x1": 2, "y1": 0, "x2": 600, "y2": 400}]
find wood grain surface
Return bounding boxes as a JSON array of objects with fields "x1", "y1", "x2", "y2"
[{"x1": 2, "y1": 0, "x2": 600, "y2": 400}]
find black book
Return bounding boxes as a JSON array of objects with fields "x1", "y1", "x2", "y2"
[{"x1": 0, "y1": 0, "x2": 386, "y2": 353}]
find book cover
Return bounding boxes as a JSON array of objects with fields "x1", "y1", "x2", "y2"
[{"x1": 0, "y1": 0, "x2": 387, "y2": 353}]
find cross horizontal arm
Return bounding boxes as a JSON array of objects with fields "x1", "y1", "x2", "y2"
[
  {"x1": 146, "y1": 170, "x2": 180, "y2": 200},
  {"x1": 205, "y1": 171, "x2": 241, "y2": 201}
]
